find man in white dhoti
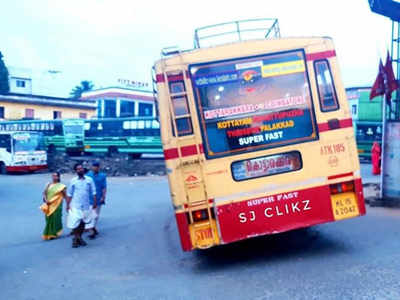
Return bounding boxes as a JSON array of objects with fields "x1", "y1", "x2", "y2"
[{"x1": 66, "y1": 163, "x2": 97, "y2": 248}]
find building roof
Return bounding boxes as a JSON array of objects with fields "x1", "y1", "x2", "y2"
[
  {"x1": 81, "y1": 87, "x2": 155, "y2": 102},
  {"x1": 0, "y1": 93, "x2": 96, "y2": 110}
]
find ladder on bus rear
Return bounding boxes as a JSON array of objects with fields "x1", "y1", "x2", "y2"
[
  {"x1": 162, "y1": 65, "x2": 218, "y2": 249},
  {"x1": 178, "y1": 146, "x2": 218, "y2": 249}
]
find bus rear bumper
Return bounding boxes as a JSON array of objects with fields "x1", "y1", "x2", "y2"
[
  {"x1": 175, "y1": 178, "x2": 365, "y2": 251},
  {"x1": 215, "y1": 178, "x2": 365, "y2": 245},
  {"x1": 6, "y1": 165, "x2": 48, "y2": 172}
]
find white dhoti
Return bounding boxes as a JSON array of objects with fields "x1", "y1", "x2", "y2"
[
  {"x1": 84, "y1": 206, "x2": 101, "y2": 230},
  {"x1": 67, "y1": 207, "x2": 95, "y2": 229}
]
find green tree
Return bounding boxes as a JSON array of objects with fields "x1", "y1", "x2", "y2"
[
  {"x1": 0, "y1": 51, "x2": 10, "y2": 94},
  {"x1": 70, "y1": 80, "x2": 94, "y2": 99}
]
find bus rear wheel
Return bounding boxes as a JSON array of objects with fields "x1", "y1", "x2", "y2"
[{"x1": 0, "y1": 162, "x2": 7, "y2": 175}]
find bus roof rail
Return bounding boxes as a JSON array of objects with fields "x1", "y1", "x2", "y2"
[
  {"x1": 193, "y1": 18, "x2": 281, "y2": 49},
  {"x1": 161, "y1": 46, "x2": 181, "y2": 57}
]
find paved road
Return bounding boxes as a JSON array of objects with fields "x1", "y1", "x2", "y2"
[
  {"x1": 360, "y1": 162, "x2": 380, "y2": 184},
  {"x1": 1, "y1": 164, "x2": 399, "y2": 300}
]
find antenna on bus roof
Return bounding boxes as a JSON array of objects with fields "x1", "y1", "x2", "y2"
[{"x1": 193, "y1": 18, "x2": 280, "y2": 49}]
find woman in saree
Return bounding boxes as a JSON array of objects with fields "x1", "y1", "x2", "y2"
[{"x1": 42, "y1": 172, "x2": 67, "y2": 240}]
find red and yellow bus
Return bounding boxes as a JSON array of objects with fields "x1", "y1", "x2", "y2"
[{"x1": 154, "y1": 20, "x2": 365, "y2": 251}]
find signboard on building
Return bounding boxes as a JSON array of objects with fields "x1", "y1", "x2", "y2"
[{"x1": 117, "y1": 78, "x2": 149, "y2": 89}]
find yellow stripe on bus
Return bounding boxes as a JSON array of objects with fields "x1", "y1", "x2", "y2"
[{"x1": 262, "y1": 60, "x2": 305, "y2": 78}]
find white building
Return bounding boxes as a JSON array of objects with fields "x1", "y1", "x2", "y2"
[
  {"x1": 7, "y1": 67, "x2": 33, "y2": 95},
  {"x1": 7, "y1": 66, "x2": 71, "y2": 98},
  {"x1": 81, "y1": 87, "x2": 155, "y2": 118}
]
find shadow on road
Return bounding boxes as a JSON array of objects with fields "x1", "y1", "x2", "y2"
[{"x1": 193, "y1": 227, "x2": 349, "y2": 271}]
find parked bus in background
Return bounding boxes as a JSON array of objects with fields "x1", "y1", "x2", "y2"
[
  {"x1": 83, "y1": 117, "x2": 162, "y2": 158},
  {"x1": 153, "y1": 19, "x2": 365, "y2": 251},
  {"x1": 0, "y1": 131, "x2": 47, "y2": 174},
  {"x1": 0, "y1": 119, "x2": 85, "y2": 155},
  {"x1": 354, "y1": 121, "x2": 382, "y2": 161}
]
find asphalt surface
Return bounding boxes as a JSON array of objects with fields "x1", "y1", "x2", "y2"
[{"x1": 1, "y1": 164, "x2": 399, "y2": 300}]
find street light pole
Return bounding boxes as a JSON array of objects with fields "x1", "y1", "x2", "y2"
[{"x1": 380, "y1": 95, "x2": 387, "y2": 200}]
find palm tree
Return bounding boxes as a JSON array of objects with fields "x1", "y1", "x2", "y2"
[
  {"x1": 0, "y1": 51, "x2": 10, "y2": 94},
  {"x1": 70, "y1": 80, "x2": 94, "y2": 99}
]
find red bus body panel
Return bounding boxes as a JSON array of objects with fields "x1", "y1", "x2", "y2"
[
  {"x1": 175, "y1": 178, "x2": 365, "y2": 250},
  {"x1": 6, "y1": 165, "x2": 47, "y2": 172}
]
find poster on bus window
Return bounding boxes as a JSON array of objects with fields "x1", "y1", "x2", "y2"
[{"x1": 190, "y1": 50, "x2": 318, "y2": 159}]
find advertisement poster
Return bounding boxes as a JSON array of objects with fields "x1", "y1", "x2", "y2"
[{"x1": 190, "y1": 50, "x2": 318, "y2": 159}]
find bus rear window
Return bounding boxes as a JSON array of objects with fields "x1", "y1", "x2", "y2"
[
  {"x1": 172, "y1": 96, "x2": 189, "y2": 116},
  {"x1": 190, "y1": 49, "x2": 318, "y2": 159},
  {"x1": 314, "y1": 60, "x2": 339, "y2": 112},
  {"x1": 176, "y1": 118, "x2": 193, "y2": 135}
]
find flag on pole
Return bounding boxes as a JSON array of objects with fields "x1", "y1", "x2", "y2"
[
  {"x1": 384, "y1": 50, "x2": 399, "y2": 103},
  {"x1": 370, "y1": 59, "x2": 385, "y2": 101}
]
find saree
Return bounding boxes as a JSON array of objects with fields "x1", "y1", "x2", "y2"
[{"x1": 42, "y1": 182, "x2": 66, "y2": 240}]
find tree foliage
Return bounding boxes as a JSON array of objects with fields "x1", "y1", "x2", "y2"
[
  {"x1": 70, "y1": 80, "x2": 94, "y2": 99},
  {"x1": 0, "y1": 51, "x2": 10, "y2": 94}
]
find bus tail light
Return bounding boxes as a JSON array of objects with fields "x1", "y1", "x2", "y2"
[
  {"x1": 187, "y1": 208, "x2": 215, "y2": 223},
  {"x1": 192, "y1": 209, "x2": 209, "y2": 222},
  {"x1": 330, "y1": 181, "x2": 355, "y2": 195}
]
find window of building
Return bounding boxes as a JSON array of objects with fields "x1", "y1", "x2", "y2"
[
  {"x1": 79, "y1": 112, "x2": 87, "y2": 119},
  {"x1": 53, "y1": 111, "x2": 62, "y2": 119},
  {"x1": 138, "y1": 103, "x2": 153, "y2": 116},
  {"x1": 16, "y1": 80, "x2": 26, "y2": 88},
  {"x1": 104, "y1": 100, "x2": 116, "y2": 118},
  {"x1": 120, "y1": 100, "x2": 135, "y2": 117},
  {"x1": 0, "y1": 106, "x2": 4, "y2": 118},
  {"x1": 25, "y1": 108, "x2": 34, "y2": 119}
]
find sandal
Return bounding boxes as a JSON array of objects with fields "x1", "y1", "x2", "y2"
[
  {"x1": 72, "y1": 238, "x2": 80, "y2": 248},
  {"x1": 78, "y1": 238, "x2": 87, "y2": 246}
]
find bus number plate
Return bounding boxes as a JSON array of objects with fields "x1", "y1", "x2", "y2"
[
  {"x1": 195, "y1": 227, "x2": 213, "y2": 245},
  {"x1": 189, "y1": 221, "x2": 219, "y2": 249},
  {"x1": 331, "y1": 192, "x2": 359, "y2": 221}
]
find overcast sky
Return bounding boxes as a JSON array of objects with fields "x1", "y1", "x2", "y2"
[{"x1": 0, "y1": 0, "x2": 394, "y2": 95}]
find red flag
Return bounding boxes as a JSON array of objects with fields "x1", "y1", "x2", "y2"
[
  {"x1": 370, "y1": 59, "x2": 385, "y2": 100},
  {"x1": 384, "y1": 51, "x2": 399, "y2": 102}
]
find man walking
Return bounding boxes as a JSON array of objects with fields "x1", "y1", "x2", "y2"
[
  {"x1": 86, "y1": 161, "x2": 107, "y2": 239},
  {"x1": 66, "y1": 163, "x2": 97, "y2": 248}
]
